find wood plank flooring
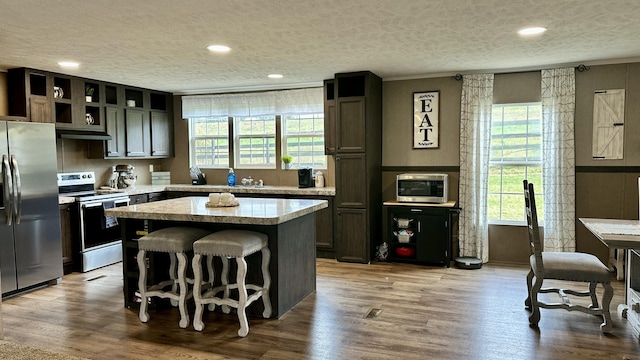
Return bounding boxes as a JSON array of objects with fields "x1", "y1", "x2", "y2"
[{"x1": 2, "y1": 259, "x2": 639, "y2": 359}]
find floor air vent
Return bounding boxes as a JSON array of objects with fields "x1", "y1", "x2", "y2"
[
  {"x1": 85, "y1": 275, "x2": 106, "y2": 282},
  {"x1": 364, "y1": 308, "x2": 383, "y2": 319}
]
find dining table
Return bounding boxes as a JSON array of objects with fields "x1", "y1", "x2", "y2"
[{"x1": 579, "y1": 217, "x2": 640, "y2": 339}]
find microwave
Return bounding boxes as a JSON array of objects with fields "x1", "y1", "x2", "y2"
[{"x1": 396, "y1": 173, "x2": 448, "y2": 203}]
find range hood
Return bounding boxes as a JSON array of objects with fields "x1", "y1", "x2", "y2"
[{"x1": 56, "y1": 129, "x2": 112, "y2": 141}]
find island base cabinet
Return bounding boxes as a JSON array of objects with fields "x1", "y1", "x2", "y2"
[
  {"x1": 119, "y1": 214, "x2": 317, "y2": 318},
  {"x1": 121, "y1": 219, "x2": 172, "y2": 311},
  {"x1": 335, "y1": 208, "x2": 369, "y2": 263}
]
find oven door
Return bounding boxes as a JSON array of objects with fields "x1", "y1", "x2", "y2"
[{"x1": 79, "y1": 197, "x2": 130, "y2": 251}]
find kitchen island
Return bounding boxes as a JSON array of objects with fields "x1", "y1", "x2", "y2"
[{"x1": 105, "y1": 196, "x2": 328, "y2": 318}]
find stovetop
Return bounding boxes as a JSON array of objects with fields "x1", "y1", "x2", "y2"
[
  {"x1": 65, "y1": 191, "x2": 129, "y2": 202},
  {"x1": 58, "y1": 171, "x2": 129, "y2": 202}
]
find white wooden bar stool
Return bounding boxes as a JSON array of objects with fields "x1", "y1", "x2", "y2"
[
  {"x1": 191, "y1": 230, "x2": 272, "y2": 337},
  {"x1": 137, "y1": 227, "x2": 211, "y2": 328}
]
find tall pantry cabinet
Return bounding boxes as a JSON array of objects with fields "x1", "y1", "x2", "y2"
[{"x1": 325, "y1": 71, "x2": 382, "y2": 263}]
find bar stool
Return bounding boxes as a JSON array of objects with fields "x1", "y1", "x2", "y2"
[
  {"x1": 191, "y1": 230, "x2": 272, "y2": 337},
  {"x1": 137, "y1": 227, "x2": 211, "y2": 328}
]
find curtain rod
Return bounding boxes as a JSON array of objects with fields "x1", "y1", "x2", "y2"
[{"x1": 450, "y1": 64, "x2": 590, "y2": 80}]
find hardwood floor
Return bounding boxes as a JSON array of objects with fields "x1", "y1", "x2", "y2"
[{"x1": 2, "y1": 259, "x2": 639, "y2": 359}]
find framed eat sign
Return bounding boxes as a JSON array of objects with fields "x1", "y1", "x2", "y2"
[{"x1": 413, "y1": 91, "x2": 439, "y2": 149}]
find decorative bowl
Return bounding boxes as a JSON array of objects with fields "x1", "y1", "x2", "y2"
[
  {"x1": 394, "y1": 229, "x2": 413, "y2": 243},
  {"x1": 395, "y1": 247, "x2": 415, "y2": 257}
]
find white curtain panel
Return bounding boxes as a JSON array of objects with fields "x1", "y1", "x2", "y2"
[
  {"x1": 541, "y1": 68, "x2": 576, "y2": 252},
  {"x1": 459, "y1": 74, "x2": 494, "y2": 262},
  {"x1": 181, "y1": 87, "x2": 323, "y2": 118}
]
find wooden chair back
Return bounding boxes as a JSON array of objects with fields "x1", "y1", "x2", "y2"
[{"x1": 523, "y1": 180, "x2": 544, "y2": 274}]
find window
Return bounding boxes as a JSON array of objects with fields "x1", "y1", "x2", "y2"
[
  {"x1": 189, "y1": 116, "x2": 230, "y2": 168},
  {"x1": 234, "y1": 115, "x2": 276, "y2": 168},
  {"x1": 282, "y1": 113, "x2": 327, "y2": 169},
  {"x1": 183, "y1": 87, "x2": 324, "y2": 169},
  {"x1": 488, "y1": 103, "x2": 543, "y2": 223}
]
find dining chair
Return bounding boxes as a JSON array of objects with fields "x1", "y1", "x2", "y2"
[{"x1": 523, "y1": 180, "x2": 613, "y2": 333}]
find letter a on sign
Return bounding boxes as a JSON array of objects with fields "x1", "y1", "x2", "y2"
[{"x1": 413, "y1": 91, "x2": 439, "y2": 148}]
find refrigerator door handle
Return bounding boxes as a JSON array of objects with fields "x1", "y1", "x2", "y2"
[
  {"x1": 2, "y1": 154, "x2": 13, "y2": 225},
  {"x1": 10, "y1": 155, "x2": 21, "y2": 224}
]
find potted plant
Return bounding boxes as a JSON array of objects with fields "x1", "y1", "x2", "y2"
[
  {"x1": 85, "y1": 85, "x2": 94, "y2": 102},
  {"x1": 282, "y1": 155, "x2": 293, "y2": 169}
]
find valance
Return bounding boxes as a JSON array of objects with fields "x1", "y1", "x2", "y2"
[{"x1": 182, "y1": 87, "x2": 323, "y2": 118}]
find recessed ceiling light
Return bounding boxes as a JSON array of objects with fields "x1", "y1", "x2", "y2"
[
  {"x1": 58, "y1": 61, "x2": 79, "y2": 68},
  {"x1": 268, "y1": 74, "x2": 283, "y2": 79},
  {"x1": 518, "y1": 27, "x2": 547, "y2": 36},
  {"x1": 207, "y1": 45, "x2": 231, "y2": 53}
]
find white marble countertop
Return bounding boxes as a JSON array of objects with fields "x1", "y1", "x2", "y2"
[
  {"x1": 163, "y1": 184, "x2": 336, "y2": 196},
  {"x1": 59, "y1": 184, "x2": 335, "y2": 205},
  {"x1": 105, "y1": 196, "x2": 328, "y2": 225}
]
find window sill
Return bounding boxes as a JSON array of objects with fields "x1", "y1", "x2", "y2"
[{"x1": 488, "y1": 220, "x2": 527, "y2": 227}]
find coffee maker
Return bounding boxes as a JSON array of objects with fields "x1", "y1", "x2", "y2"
[
  {"x1": 298, "y1": 168, "x2": 314, "y2": 188},
  {"x1": 115, "y1": 164, "x2": 137, "y2": 189}
]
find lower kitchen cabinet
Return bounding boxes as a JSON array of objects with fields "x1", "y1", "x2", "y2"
[
  {"x1": 335, "y1": 208, "x2": 368, "y2": 263},
  {"x1": 129, "y1": 193, "x2": 147, "y2": 205},
  {"x1": 59, "y1": 203, "x2": 75, "y2": 274},
  {"x1": 147, "y1": 191, "x2": 166, "y2": 202},
  {"x1": 382, "y1": 201, "x2": 458, "y2": 267},
  {"x1": 314, "y1": 197, "x2": 335, "y2": 258}
]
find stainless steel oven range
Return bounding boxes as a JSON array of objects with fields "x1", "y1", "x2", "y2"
[{"x1": 58, "y1": 171, "x2": 130, "y2": 272}]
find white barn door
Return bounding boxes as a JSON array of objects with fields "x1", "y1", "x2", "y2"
[{"x1": 592, "y1": 89, "x2": 625, "y2": 160}]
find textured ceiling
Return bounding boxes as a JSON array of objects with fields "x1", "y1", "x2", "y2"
[{"x1": 1, "y1": 0, "x2": 639, "y2": 94}]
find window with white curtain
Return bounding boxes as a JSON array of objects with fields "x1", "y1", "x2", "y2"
[
  {"x1": 282, "y1": 113, "x2": 326, "y2": 169},
  {"x1": 182, "y1": 87, "x2": 324, "y2": 170},
  {"x1": 488, "y1": 103, "x2": 543, "y2": 223}
]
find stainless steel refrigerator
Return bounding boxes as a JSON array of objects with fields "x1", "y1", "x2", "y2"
[{"x1": 0, "y1": 121, "x2": 62, "y2": 295}]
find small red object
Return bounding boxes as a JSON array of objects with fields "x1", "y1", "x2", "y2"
[{"x1": 395, "y1": 247, "x2": 415, "y2": 257}]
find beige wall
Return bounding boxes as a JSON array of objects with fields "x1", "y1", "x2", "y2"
[
  {"x1": 56, "y1": 139, "x2": 164, "y2": 186},
  {"x1": 382, "y1": 77, "x2": 461, "y2": 166},
  {"x1": 576, "y1": 63, "x2": 640, "y2": 166},
  {"x1": 381, "y1": 63, "x2": 640, "y2": 264},
  {"x1": 0, "y1": 72, "x2": 7, "y2": 116}
]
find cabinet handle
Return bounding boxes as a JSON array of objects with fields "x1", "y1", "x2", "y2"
[
  {"x1": 418, "y1": 221, "x2": 421, "y2": 233},
  {"x1": 410, "y1": 209, "x2": 422, "y2": 212}
]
